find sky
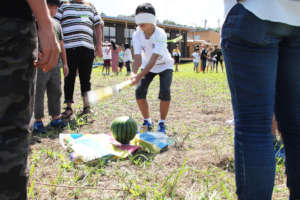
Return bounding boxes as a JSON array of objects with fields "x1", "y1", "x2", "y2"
[{"x1": 89, "y1": 0, "x2": 225, "y2": 28}]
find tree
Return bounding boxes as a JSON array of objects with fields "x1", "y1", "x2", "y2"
[{"x1": 162, "y1": 20, "x2": 176, "y2": 25}]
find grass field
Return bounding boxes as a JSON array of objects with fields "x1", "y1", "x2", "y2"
[{"x1": 28, "y1": 63, "x2": 288, "y2": 200}]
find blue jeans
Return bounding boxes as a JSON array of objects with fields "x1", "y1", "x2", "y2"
[{"x1": 221, "y1": 4, "x2": 300, "y2": 200}]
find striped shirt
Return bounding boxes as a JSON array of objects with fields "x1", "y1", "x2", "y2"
[{"x1": 55, "y1": 1, "x2": 102, "y2": 50}]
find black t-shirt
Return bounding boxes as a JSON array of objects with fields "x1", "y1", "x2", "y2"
[
  {"x1": 1, "y1": 0, "x2": 33, "y2": 21},
  {"x1": 212, "y1": 49, "x2": 222, "y2": 60},
  {"x1": 216, "y1": 49, "x2": 223, "y2": 60},
  {"x1": 201, "y1": 49, "x2": 208, "y2": 60}
]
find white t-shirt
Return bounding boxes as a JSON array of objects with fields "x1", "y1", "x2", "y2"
[
  {"x1": 133, "y1": 26, "x2": 174, "y2": 73},
  {"x1": 124, "y1": 48, "x2": 132, "y2": 62},
  {"x1": 102, "y1": 46, "x2": 111, "y2": 60},
  {"x1": 223, "y1": 0, "x2": 300, "y2": 27},
  {"x1": 192, "y1": 52, "x2": 199, "y2": 63}
]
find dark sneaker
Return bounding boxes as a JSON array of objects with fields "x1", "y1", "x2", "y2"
[
  {"x1": 141, "y1": 120, "x2": 153, "y2": 132},
  {"x1": 50, "y1": 118, "x2": 67, "y2": 128},
  {"x1": 33, "y1": 121, "x2": 46, "y2": 134},
  {"x1": 157, "y1": 122, "x2": 166, "y2": 133}
]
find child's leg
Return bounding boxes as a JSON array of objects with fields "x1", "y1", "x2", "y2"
[
  {"x1": 158, "y1": 69, "x2": 172, "y2": 120},
  {"x1": 102, "y1": 61, "x2": 105, "y2": 73},
  {"x1": 135, "y1": 72, "x2": 156, "y2": 119},
  {"x1": 126, "y1": 61, "x2": 131, "y2": 74},
  {"x1": 47, "y1": 64, "x2": 62, "y2": 120},
  {"x1": 202, "y1": 60, "x2": 207, "y2": 73},
  {"x1": 108, "y1": 60, "x2": 111, "y2": 74},
  {"x1": 35, "y1": 68, "x2": 50, "y2": 121},
  {"x1": 194, "y1": 62, "x2": 198, "y2": 72},
  {"x1": 77, "y1": 48, "x2": 94, "y2": 109},
  {"x1": 220, "y1": 60, "x2": 224, "y2": 72}
]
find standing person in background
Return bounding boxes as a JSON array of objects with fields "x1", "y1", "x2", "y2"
[
  {"x1": 206, "y1": 47, "x2": 214, "y2": 72},
  {"x1": 55, "y1": 0, "x2": 103, "y2": 118},
  {"x1": 109, "y1": 40, "x2": 121, "y2": 76},
  {"x1": 192, "y1": 47, "x2": 200, "y2": 73},
  {"x1": 222, "y1": 0, "x2": 300, "y2": 199},
  {"x1": 118, "y1": 46, "x2": 124, "y2": 74},
  {"x1": 212, "y1": 45, "x2": 224, "y2": 73},
  {"x1": 200, "y1": 44, "x2": 208, "y2": 73},
  {"x1": 34, "y1": 0, "x2": 69, "y2": 134},
  {"x1": 102, "y1": 42, "x2": 112, "y2": 75},
  {"x1": 172, "y1": 44, "x2": 181, "y2": 72},
  {"x1": 124, "y1": 43, "x2": 133, "y2": 75},
  {"x1": 0, "y1": 0, "x2": 59, "y2": 198}
]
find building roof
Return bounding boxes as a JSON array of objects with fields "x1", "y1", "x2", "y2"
[{"x1": 101, "y1": 14, "x2": 194, "y2": 31}]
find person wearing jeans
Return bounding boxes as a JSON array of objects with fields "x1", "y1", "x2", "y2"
[{"x1": 222, "y1": 1, "x2": 300, "y2": 199}]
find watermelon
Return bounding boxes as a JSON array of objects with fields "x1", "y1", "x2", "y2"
[{"x1": 111, "y1": 116, "x2": 137, "y2": 144}]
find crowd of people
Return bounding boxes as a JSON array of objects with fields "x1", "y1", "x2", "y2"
[
  {"x1": 101, "y1": 41, "x2": 133, "y2": 76},
  {"x1": 191, "y1": 44, "x2": 224, "y2": 73}
]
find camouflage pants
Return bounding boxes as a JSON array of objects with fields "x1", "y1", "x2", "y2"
[{"x1": 0, "y1": 18, "x2": 37, "y2": 200}]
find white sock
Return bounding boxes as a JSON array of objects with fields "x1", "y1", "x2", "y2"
[
  {"x1": 159, "y1": 119, "x2": 165, "y2": 124},
  {"x1": 144, "y1": 118, "x2": 152, "y2": 124}
]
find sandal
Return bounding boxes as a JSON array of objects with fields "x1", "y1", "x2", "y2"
[
  {"x1": 78, "y1": 106, "x2": 91, "y2": 117},
  {"x1": 61, "y1": 107, "x2": 73, "y2": 119}
]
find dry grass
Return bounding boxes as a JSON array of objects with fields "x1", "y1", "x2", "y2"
[{"x1": 27, "y1": 63, "x2": 288, "y2": 199}]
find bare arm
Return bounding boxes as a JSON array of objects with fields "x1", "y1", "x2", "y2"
[
  {"x1": 132, "y1": 54, "x2": 142, "y2": 74},
  {"x1": 60, "y1": 40, "x2": 69, "y2": 77},
  {"x1": 27, "y1": 0, "x2": 59, "y2": 71},
  {"x1": 131, "y1": 54, "x2": 159, "y2": 85},
  {"x1": 94, "y1": 24, "x2": 103, "y2": 58}
]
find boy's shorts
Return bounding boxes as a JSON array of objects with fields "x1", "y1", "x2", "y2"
[
  {"x1": 135, "y1": 69, "x2": 173, "y2": 101},
  {"x1": 104, "y1": 59, "x2": 111, "y2": 67},
  {"x1": 118, "y1": 62, "x2": 123, "y2": 68},
  {"x1": 194, "y1": 62, "x2": 199, "y2": 68}
]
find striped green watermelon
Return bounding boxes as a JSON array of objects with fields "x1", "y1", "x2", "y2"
[{"x1": 111, "y1": 116, "x2": 137, "y2": 144}]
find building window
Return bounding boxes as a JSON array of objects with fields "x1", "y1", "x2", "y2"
[
  {"x1": 124, "y1": 28, "x2": 135, "y2": 39},
  {"x1": 104, "y1": 26, "x2": 116, "y2": 42},
  {"x1": 124, "y1": 28, "x2": 136, "y2": 46},
  {"x1": 194, "y1": 35, "x2": 200, "y2": 41},
  {"x1": 187, "y1": 35, "x2": 193, "y2": 41}
]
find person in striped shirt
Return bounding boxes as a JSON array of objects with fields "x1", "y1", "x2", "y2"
[{"x1": 55, "y1": 0, "x2": 103, "y2": 118}]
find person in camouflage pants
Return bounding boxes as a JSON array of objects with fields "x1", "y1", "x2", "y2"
[
  {"x1": 0, "y1": 18, "x2": 38, "y2": 200},
  {"x1": 0, "y1": 0, "x2": 60, "y2": 199}
]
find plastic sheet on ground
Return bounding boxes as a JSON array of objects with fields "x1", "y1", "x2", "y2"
[
  {"x1": 131, "y1": 132, "x2": 175, "y2": 153},
  {"x1": 59, "y1": 132, "x2": 174, "y2": 163}
]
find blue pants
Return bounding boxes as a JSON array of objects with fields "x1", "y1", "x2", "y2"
[
  {"x1": 222, "y1": 4, "x2": 300, "y2": 200},
  {"x1": 201, "y1": 59, "x2": 207, "y2": 72}
]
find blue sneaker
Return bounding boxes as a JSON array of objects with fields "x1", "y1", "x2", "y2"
[
  {"x1": 33, "y1": 121, "x2": 46, "y2": 134},
  {"x1": 157, "y1": 122, "x2": 166, "y2": 133},
  {"x1": 50, "y1": 118, "x2": 67, "y2": 128},
  {"x1": 142, "y1": 120, "x2": 153, "y2": 132}
]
